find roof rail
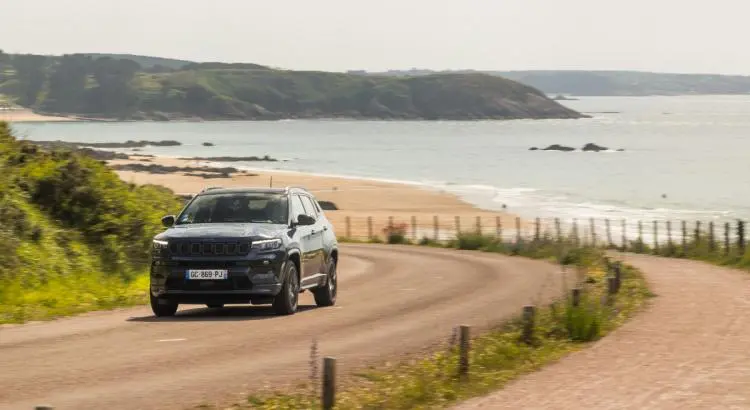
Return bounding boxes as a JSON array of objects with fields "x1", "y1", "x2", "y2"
[
  {"x1": 286, "y1": 185, "x2": 308, "y2": 192},
  {"x1": 200, "y1": 186, "x2": 225, "y2": 193}
]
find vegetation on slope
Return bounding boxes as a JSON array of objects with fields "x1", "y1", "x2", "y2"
[
  {"x1": 0, "y1": 51, "x2": 583, "y2": 121},
  {"x1": 0, "y1": 122, "x2": 183, "y2": 323}
]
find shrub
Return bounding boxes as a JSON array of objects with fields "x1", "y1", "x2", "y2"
[{"x1": 383, "y1": 222, "x2": 408, "y2": 244}]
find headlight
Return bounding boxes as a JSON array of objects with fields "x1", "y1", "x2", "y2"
[
  {"x1": 252, "y1": 238, "x2": 282, "y2": 251},
  {"x1": 152, "y1": 239, "x2": 169, "y2": 250}
]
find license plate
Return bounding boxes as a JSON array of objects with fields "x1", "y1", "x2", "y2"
[{"x1": 185, "y1": 269, "x2": 229, "y2": 280}]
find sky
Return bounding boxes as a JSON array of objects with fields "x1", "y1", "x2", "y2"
[{"x1": 1, "y1": 0, "x2": 748, "y2": 75}]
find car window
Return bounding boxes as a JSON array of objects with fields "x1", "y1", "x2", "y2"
[
  {"x1": 290, "y1": 194, "x2": 307, "y2": 219},
  {"x1": 176, "y1": 192, "x2": 289, "y2": 224},
  {"x1": 300, "y1": 196, "x2": 318, "y2": 217}
]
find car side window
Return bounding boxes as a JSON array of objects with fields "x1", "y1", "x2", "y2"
[
  {"x1": 290, "y1": 195, "x2": 307, "y2": 220},
  {"x1": 300, "y1": 196, "x2": 318, "y2": 218}
]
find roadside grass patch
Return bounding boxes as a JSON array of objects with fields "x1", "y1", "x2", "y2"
[{"x1": 212, "y1": 236, "x2": 651, "y2": 410}]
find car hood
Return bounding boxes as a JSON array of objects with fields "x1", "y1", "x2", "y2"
[{"x1": 156, "y1": 223, "x2": 286, "y2": 241}]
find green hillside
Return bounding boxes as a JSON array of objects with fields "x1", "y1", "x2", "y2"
[
  {"x1": 352, "y1": 68, "x2": 750, "y2": 96},
  {"x1": 0, "y1": 52, "x2": 583, "y2": 121},
  {"x1": 0, "y1": 122, "x2": 183, "y2": 323}
]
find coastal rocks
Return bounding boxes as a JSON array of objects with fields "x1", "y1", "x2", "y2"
[
  {"x1": 30, "y1": 139, "x2": 181, "y2": 149},
  {"x1": 581, "y1": 143, "x2": 607, "y2": 152},
  {"x1": 179, "y1": 155, "x2": 279, "y2": 162},
  {"x1": 202, "y1": 142, "x2": 214, "y2": 147},
  {"x1": 539, "y1": 144, "x2": 576, "y2": 152},
  {"x1": 529, "y1": 143, "x2": 625, "y2": 152},
  {"x1": 111, "y1": 163, "x2": 239, "y2": 174}
]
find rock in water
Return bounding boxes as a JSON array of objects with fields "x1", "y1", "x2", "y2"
[
  {"x1": 582, "y1": 143, "x2": 608, "y2": 152},
  {"x1": 542, "y1": 144, "x2": 575, "y2": 152}
]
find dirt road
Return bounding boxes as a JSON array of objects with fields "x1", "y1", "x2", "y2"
[
  {"x1": 453, "y1": 253, "x2": 750, "y2": 410},
  {"x1": 0, "y1": 244, "x2": 564, "y2": 410}
]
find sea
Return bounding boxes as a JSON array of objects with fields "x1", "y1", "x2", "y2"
[{"x1": 10, "y1": 95, "x2": 750, "y2": 241}]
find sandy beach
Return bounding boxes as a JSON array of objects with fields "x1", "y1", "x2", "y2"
[
  {"x1": 0, "y1": 109, "x2": 76, "y2": 123},
  {"x1": 109, "y1": 155, "x2": 527, "y2": 240}
]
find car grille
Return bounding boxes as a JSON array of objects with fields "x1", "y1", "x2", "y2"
[{"x1": 168, "y1": 240, "x2": 251, "y2": 257}]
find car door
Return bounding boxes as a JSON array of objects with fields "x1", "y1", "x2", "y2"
[
  {"x1": 300, "y1": 195, "x2": 325, "y2": 276},
  {"x1": 290, "y1": 194, "x2": 316, "y2": 280}
]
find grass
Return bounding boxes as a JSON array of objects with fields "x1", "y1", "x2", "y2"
[
  {"x1": 0, "y1": 122, "x2": 183, "y2": 324},
  {"x1": 207, "y1": 233, "x2": 651, "y2": 410}
]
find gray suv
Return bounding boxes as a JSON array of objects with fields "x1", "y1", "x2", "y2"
[{"x1": 149, "y1": 186, "x2": 339, "y2": 317}]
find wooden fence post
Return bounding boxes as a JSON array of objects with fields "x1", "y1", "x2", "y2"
[
  {"x1": 433, "y1": 216, "x2": 439, "y2": 240},
  {"x1": 681, "y1": 220, "x2": 687, "y2": 251},
  {"x1": 322, "y1": 357, "x2": 336, "y2": 410},
  {"x1": 496, "y1": 216, "x2": 502, "y2": 240},
  {"x1": 725, "y1": 222, "x2": 730, "y2": 255},
  {"x1": 637, "y1": 220, "x2": 643, "y2": 252},
  {"x1": 555, "y1": 218, "x2": 562, "y2": 242},
  {"x1": 410, "y1": 215, "x2": 417, "y2": 240},
  {"x1": 571, "y1": 288, "x2": 581, "y2": 307},
  {"x1": 737, "y1": 220, "x2": 745, "y2": 253},
  {"x1": 521, "y1": 305, "x2": 536, "y2": 344},
  {"x1": 589, "y1": 218, "x2": 597, "y2": 247},
  {"x1": 534, "y1": 218, "x2": 541, "y2": 241},
  {"x1": 475, "y1": 216, "x2": 482, "y2": 235},
  {"x1": 695, "y1": 221, "x2": 701, "y2": 245},
  {"x1": 515, "y1": 217, "x2": 522, "y2": 244},
  {"x1": 653, "y1": 220, "x2": 659, "y2": 254},
  {"x1": 621, "y1": 219, "x2": 627, "y2": 251},
  {"x1": 458, "y1": 325, "x2": 470, "y2": 380},
  {"x1": 367, "y1": 216, "x2": 373, "y2": 240},
  {"x1": 606, "y1": 277, "x2": 618, "y2": 305},
  {"x1": 709, "y1": 221, "x2": 715, "y2": 252},
  {"x1": 455, "y1": 216, "x2": 461, "y2": 237},
  {"x1": 572, "y1": 219, "x2": 580, "y2": 247},
  {"x1": 605, "y1": 219, "x2": 613, "y2": 248},
  {"x1": 345, "y1": 216, "x2": 351, "y2": 239},
  {"x1": 614, "y1": 262, "x2": 622, "y2": 291}
]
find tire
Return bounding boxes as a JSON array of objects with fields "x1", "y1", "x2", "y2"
[
  {"x1": 150, "y1": 292, "x2": 178, "y2": 317},
  {"x1": 273, "y1": 262, "x2": 299, "y2": 315},
  {"x1": 313, "y1": 259, "x2": 337, "y2": 307},
  {"x1": 206, "y1": 303, "x2": 224, "y2": 309}
]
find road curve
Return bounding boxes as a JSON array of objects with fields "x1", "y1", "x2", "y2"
[
  {"x1": 453, "y1": 253, "x2": 750, "y2": 410},
  {"x1": 0, "y1": 244, "x2": 564, "y2": 410}
]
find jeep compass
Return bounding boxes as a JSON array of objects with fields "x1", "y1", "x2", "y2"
[{"x1": 149, "y1": 186, "x2": 338, "y2": 317}]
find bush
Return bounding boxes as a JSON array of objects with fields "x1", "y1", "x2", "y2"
[
  {"x1": 0, "y1": 122, "x2": 183, "y2": 323},
  {"x1": 383, "y1": 222, "x2": 409, "y2": 244}
]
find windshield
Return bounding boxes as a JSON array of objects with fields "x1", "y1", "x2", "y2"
[{"x1": 176, "y1": 193, "x2": 289, "y2": 225}]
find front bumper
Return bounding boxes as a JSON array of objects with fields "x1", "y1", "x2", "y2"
[{"x1": 150, "y1": 252, "x2": 285, "y2": 303}]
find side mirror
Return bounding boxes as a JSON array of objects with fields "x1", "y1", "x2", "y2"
[
  {"x1": 161, "y1": 215, "x2": 176, "y2": 227},
  {"x1": 296, "y1": 214, "x2": 316, "y2": 226}
]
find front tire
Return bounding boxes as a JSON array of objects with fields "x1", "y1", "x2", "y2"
[
  {"x1": 273, "y1": 262, "x2": 299, "y2": 315},
  {"x1": 150, "y1": 292, "x2": 178, "y2": 317},
  {"x1": 313, "y1": 259, "x2": 337, "y2": 307}
]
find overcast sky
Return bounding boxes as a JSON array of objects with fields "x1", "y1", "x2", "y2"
[{"x1": 1, "y1": 0, "x2": 747, "y2": 74}]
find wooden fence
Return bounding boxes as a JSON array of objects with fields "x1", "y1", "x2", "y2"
[{"x1": 334, "y1": 215, "x2": 748, "y2": 255}]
